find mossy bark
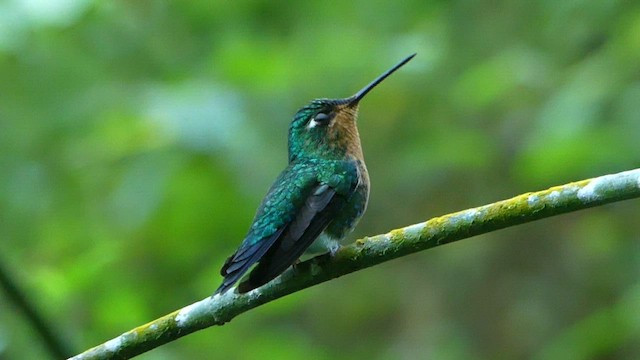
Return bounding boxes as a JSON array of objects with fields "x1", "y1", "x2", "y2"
[{"x1": 71, "y1": 169, "x2": 640, "y2": 360}]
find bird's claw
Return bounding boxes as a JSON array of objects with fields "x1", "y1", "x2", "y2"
[{"x1": 292, "y1": 258, "x2": 302, "y2": 270}]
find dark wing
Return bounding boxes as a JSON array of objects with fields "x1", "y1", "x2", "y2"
[
  {"x1": 237, "y1": 184, "x2": 342, "y2": 293},
  {"x1": 215, "y1": 226, "x2": 286, "y2": 295},
  {"x1": 214, "y1": 160, "x2": 359, "y2": 295},
  {"x1": 214, "y1": 163, "x2": 322, "y2": 295}
]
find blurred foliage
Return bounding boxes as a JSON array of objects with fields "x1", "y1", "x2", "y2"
[{"x1": 0, "y1": 0, "x2": 639, "y2": 359}]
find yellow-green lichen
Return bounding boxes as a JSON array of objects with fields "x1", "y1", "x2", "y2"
[{"x1": 389, "y1": 229, "x2": 405, "y2": 242}]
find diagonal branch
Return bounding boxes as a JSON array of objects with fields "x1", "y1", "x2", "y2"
[
  {"x1": 70, "y1": 168, "x2": 640, "y2": 360},
  {"x1": 0, "y1": 259, "x2": 73, "y2": 359}
]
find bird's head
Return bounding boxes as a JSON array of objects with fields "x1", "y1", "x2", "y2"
[{"x1": 287, "y1": 54, "x2": 415, "y2": 162}]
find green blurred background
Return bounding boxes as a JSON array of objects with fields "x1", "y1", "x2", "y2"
[{"x1": 1, "y1": 1, "x2": 639, "y2": 359}]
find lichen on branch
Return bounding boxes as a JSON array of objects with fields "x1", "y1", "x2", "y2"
[{"x1": 70, "y1": 168, "x2": 640, "y2": 360}]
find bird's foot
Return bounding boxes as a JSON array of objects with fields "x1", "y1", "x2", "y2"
[
  {"x1": 292, "y1": 258, "x2": 302, "y2": 270},
  {"x1": 328, "y1": 243, "x2": 341, "y2": 257}
]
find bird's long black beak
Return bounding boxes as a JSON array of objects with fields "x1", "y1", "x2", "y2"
[{"x1": 348, "y1": 53, "x2": 416, "y2": 107}]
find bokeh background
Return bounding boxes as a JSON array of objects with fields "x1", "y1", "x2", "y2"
[{"x1": 1, "y1": 1, "x2": 640, "y2": 359}]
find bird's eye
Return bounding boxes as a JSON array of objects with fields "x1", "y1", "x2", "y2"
[
  {"x1": 313, "y1": 112, "x2": 331, "y2": 123},
  {"x1": 308, "y1": 111, "x2": 332, "y2": 129}
]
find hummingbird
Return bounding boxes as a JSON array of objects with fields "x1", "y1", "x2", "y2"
[{"x1": 215, "y1": 54, "x2": 416, "y2": 295}]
